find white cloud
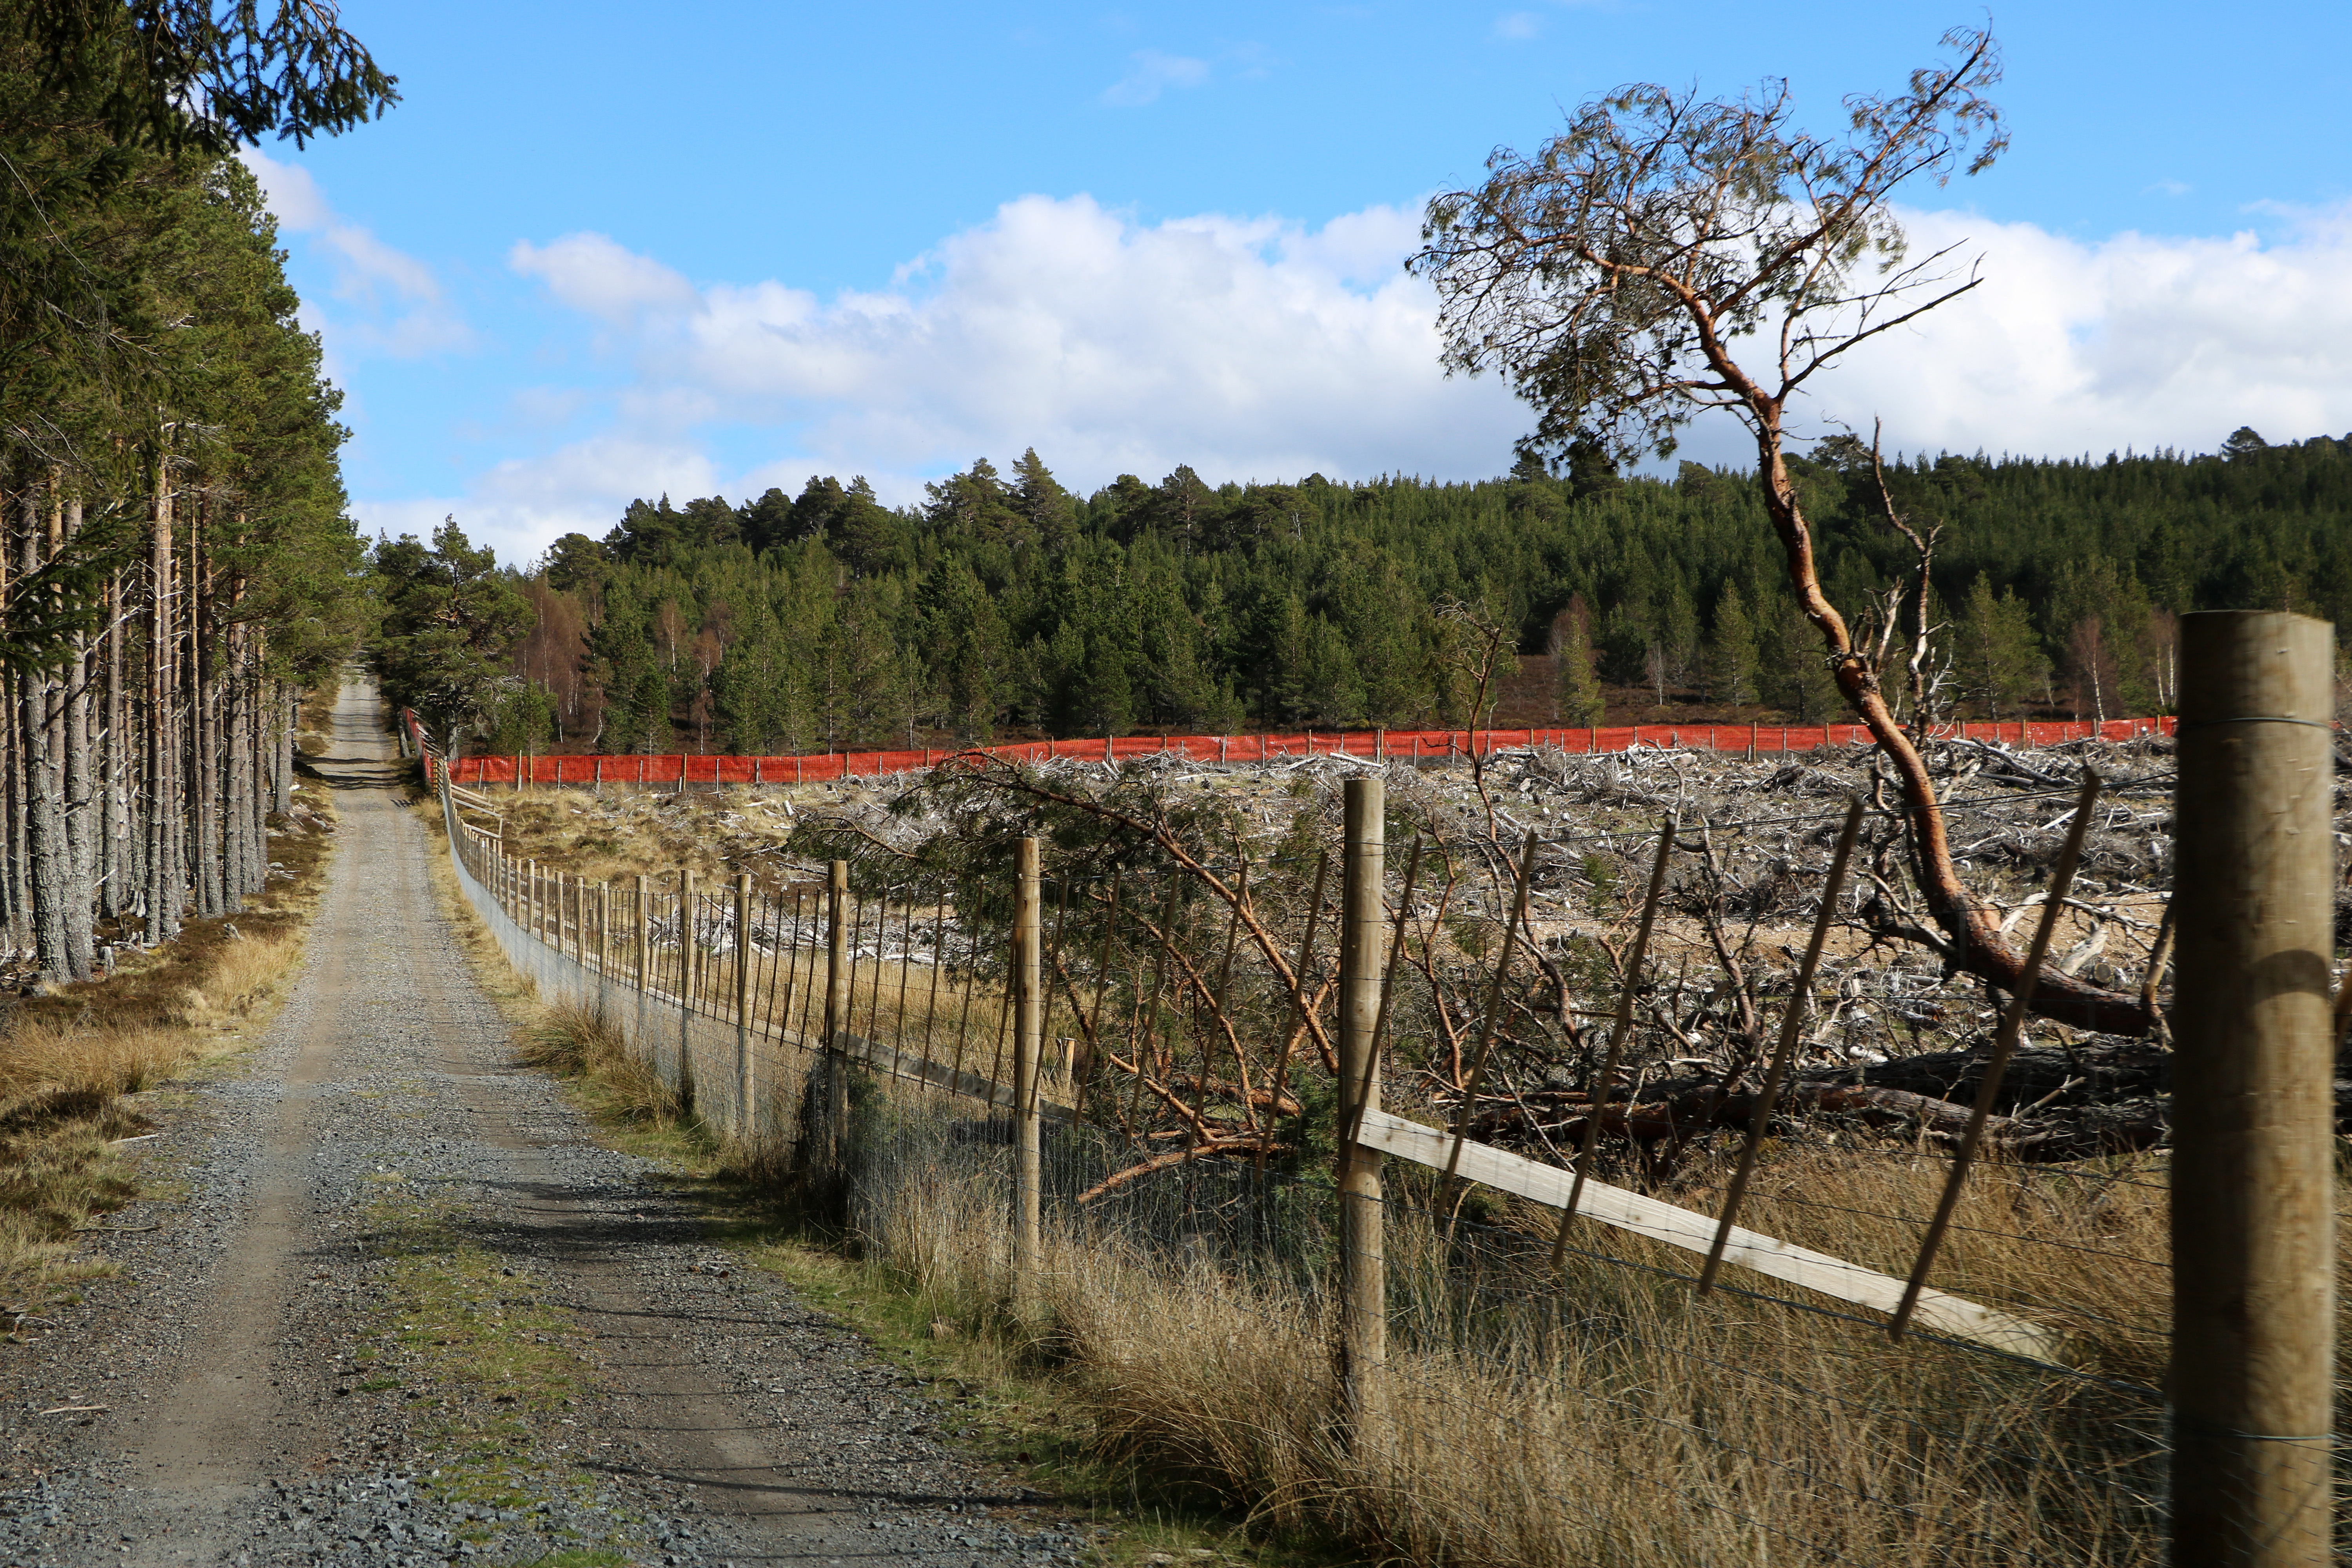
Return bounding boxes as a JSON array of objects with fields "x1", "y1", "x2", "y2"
[
  {"x1": 428, "y1": 194, "x2": 1517, "y2": 563},
  {"x1": 1101, "y1": 49, "x2": 1210, "y2": 106},
  {"x1": 1493, "y1": 12, "x2": 1542, "y2": 40},
  {"x1": 1727, "y1": 204, "x2": 2352, "y2": 466},
  {"x1": 241, "y1": 149, "x2": 472, "y2": 359},
  {"x1": 554, "y1": 194, "x2": 1512, "y2": 499},
  {"x1": 510, "y1": 234, "x2": 699, "y2": 325},
  {"x1": 390, "y1": 194, "x2": 2352, "y2": 566},
  {"x1": 352, "y1": 431, "x2": 722, "y2": 562}
]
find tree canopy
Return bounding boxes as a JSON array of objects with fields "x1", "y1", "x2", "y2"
[{"x1": 483, "y1": 431, "x2": 2352, "y2": 760}]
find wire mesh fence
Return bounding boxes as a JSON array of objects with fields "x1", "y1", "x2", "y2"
[{"x1": 411, "y1": 709, "x2": 2345, "y2": 1567}]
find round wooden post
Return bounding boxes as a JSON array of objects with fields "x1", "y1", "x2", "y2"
[
  {"x1": 822, "y1": 859, "x2": 851, "y2": 1189},
  {"x1": 1337, "y1": 777, "x2": 1388, "y2": 1443},
  {"x1": 598, "y1": 881, "x2": 612, "y2": 976},
  {"x1": 633, "y1": 874, "x2": 650, "y2": 993},
  {"x1": 680, "y1": 869, "x2": 699, "y2": 1010},
  {"x1": 1011, "y1": 837, "x2": 1044, "y2": 1311},
  {"x1": 2171, "y1": 610, "x2": 2336, "y2": 1568},
  {"x1": 735, "y1": 871, "x2": 755, "y2": 1139}
]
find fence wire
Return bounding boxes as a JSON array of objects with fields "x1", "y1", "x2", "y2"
[{"x1": 417, "y1": 725, "x2": 2349, "y2": 1568}]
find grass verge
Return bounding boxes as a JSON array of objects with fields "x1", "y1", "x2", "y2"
[{"x1": 0, "y1": 760, "x2": 339, "y2": 1305}]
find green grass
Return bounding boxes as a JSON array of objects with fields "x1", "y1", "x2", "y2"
[{"x1": 357, "y1": 1187, "x2": 651, "y2": 1555}]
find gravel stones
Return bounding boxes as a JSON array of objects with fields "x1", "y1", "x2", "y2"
[{"x1": 0, "y1": 687, "x2": 1089, "y2": 1568}]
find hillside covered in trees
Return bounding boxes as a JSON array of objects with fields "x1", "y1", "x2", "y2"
[{"x1": 447, "y1": 428, "x2": 2352, "y2": 756}]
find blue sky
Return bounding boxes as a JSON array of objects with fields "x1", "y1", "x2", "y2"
[{"x1": 250, "y1": 2, "x2": 2352, "y2": 564}]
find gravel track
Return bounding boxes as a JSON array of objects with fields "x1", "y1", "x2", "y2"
[{"x1": 0, "y1": 685, "x2": 1087, "y2": 1568}]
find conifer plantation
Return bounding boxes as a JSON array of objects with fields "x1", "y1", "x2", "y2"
[
  {"x1": 0, "y1": 9, "x2": 383, "y2": 983},
  {"x1": 473, "y1": 429, "x2": 2352, "y2": 756}
]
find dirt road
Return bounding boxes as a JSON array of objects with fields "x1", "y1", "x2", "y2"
[{"x1": 0, "y1": 684, "x2": 1083, "y2": 1567}]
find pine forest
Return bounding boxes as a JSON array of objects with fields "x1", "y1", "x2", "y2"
[
  {"x1": 0, "y1": 14, "x2": 375, "y2": 985},
  {"x1": 421, "y1": 427, "x2": 2352, "y2": 760}
]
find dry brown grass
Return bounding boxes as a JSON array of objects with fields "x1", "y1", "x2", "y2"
[
  {"x1": 828, "y1": 1084, "x2": 2352, "y2": 1568},
  {"x1": 296, "y1": 678, "x2": 342, "y2": 756},
  {"x1": 853, "y1": 1125, "x2": 2173, "y2": 1568},
  {"x1": 0, "y1": 784, "x2": 335, "y2": 1298},
  {"x1": 515, "y1": 1001, "x2": 684, "y2": 1129},
  {"x1": 0, "y1": 924, "x2": 311, "y2": 1297}
]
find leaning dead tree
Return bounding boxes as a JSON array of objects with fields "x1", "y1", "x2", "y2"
[{"x1": 1411, "y1": 27, "x2": 2150, "y2": 1033}]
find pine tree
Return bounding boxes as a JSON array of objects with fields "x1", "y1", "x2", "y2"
[
  {"x1": 1954, "y1": 573, "x2": 2048, "y2": 721},
  {"x1": 1552, "y1": 595, "x2": 1606, "y2": 726},
  {"x1": 374, "y1": 527, "x2": 534, "y2": 752},
  {"x1": 1008, "y1": 448, "x2": 1076, "y2": 551},
  {"x1": 1704, "y1": 581, "x2": 1758, "y2": 704}
]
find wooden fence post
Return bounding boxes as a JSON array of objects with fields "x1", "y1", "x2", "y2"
[
  {"x1": 822, "y1": 859, "x2": 851, "y2": 1191},
  {"x1": 1011, "y1": 837, "x2": 1044, "y2": 1312},
  {"x1": 524, "y1": 860, "x2": 537, "y2": 940},
  {"x1": 680, "y1": 869, "x2": 699, "y2": 1010},
  {"x1": 2171, "y1": 610, "x2": 2336, "y2": 1568},
  {"x1": 1337, "y1": 776, "x2": 1388, "y2": 1443},
  {"x1": 598, "y1": 882, "x2": 611, "y2": 976},
  {"x1": 735, "y1": 871, "x2": 754, "y2": 1140},
  {"x1": 633, "y1": 874, "x2": 650, "y2": 993}
]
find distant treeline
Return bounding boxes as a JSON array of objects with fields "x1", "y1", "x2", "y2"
[{"x1": 465, "y1": 427, "x2": 2352, "y2": 754}]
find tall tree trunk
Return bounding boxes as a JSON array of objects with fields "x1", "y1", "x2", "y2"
[
  {"x1": 274, "y1": 684, "x2": 294, "y2": 815},
  {"x1": 22, "y1": 479, "x2": 72, "y2": 981},
  {"x1": 0, "y1": 501, "x2": 20, "y2": 960},
  {"x1": 224, "y1": 596, "x2": 250, "y2": 906},
  {"x1": 190, "y1": 500, "x2": 221, "y2": 919},
  {"x1": 100, "y1": 567, "x2": 126, "y2": 922},
  {"x1": 244, "y1": 628, "x2": 266, "y2": 895},
  {"x1": 58, "y1": 493, "x2": 94, "y2": 979},
  {"x1": 144, "y1": 444, "x2": 177, "y2": 945}
]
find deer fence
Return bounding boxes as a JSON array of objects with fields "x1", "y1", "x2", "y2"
[{"x1": 403, "y1": 618, "x2": 2342, "y2": 1567}]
